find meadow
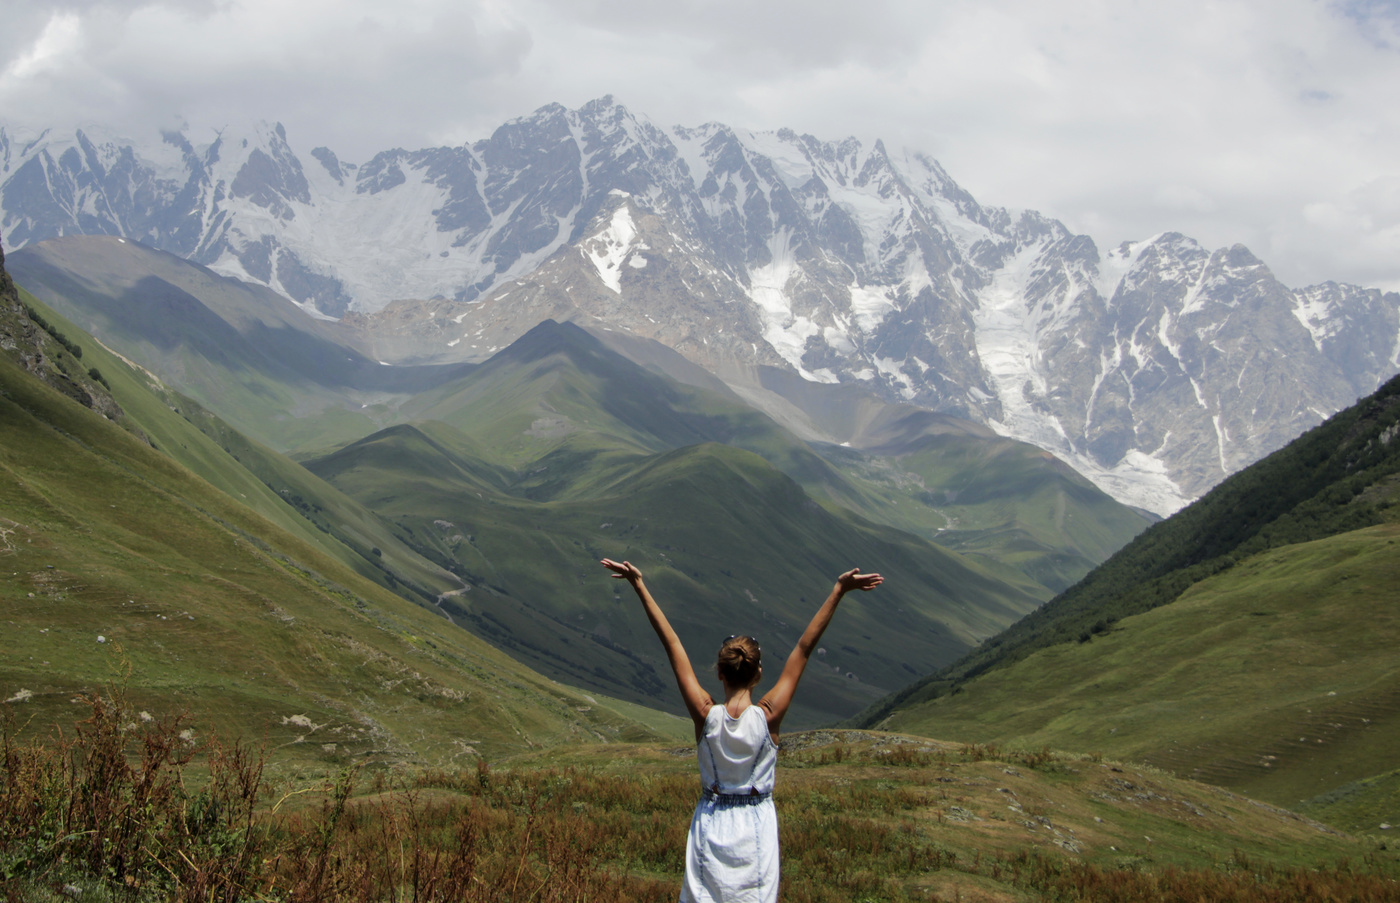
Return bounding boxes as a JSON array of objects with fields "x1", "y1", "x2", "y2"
[{"x1": 4, "y1": 688, "x2": 1397, "y2": 902}]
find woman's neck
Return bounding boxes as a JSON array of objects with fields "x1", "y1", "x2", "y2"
[{"x1": 722, "y1": 685, "x2": 753, "y2": 716}]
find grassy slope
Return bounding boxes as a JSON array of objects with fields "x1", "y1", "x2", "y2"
[
  {"x1": 0, "y1": 299, "x2": 665, "y2": 769},
  {"x1": 13, "y1": 285, "x2": 464, "y2": 605},
  {"x1": 816, "y1": 433, "x2": 1153, "y2": 593},
  {"x1": 309, "y1": 427, "x2": 1042, "y2": 727},
  {"x1": 331, "y1": 317, "x2": 1137, "y2": 603},
  {"x1": 742, "y1": 364, "x2": 1154, "y2": 590},
  {"x1": 600, "y1": 331, "x2": 1154, "y2": 593},
  {"x1": 511, "y1": 732, "x2": 1381, "y2": 898},
  {"x1": 871, "y1": 522, "x2": 1400, "y2": 826},
  {"x1": 858, "y1": 373, "x2": 1400, "y2": 732},
  {"x1": 1303, "y1": 767, "x2": 1400, "y2": 836}
]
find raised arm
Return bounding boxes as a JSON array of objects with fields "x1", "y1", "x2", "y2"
[
  {"x1": 760, "y1": 567, "x2": 883, "y2": 737},
  {"x1": 601, "y1": 559, "x2": 713, "y2": 734}
]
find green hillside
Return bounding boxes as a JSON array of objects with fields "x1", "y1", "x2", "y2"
[
  {"x1": 857, "y1": 371, "x2": 1400, "y2": 723},
  {"x1": 815, "y1": 432, "x2": 1152, "y2": 592},
  {"x1": 845, "y1": 372, "x2": 1400, "y2": 829},
  {"x1": 597, "y1": 331, "x2": 1154, "y2": 591},
  {"x1": 0, "y1": 247, "x2": 666, "y2": 766},
  {"x1": 401, "y1": 319, "x2": 878, "y2": 506},
  {"x1": 308, "y1": 420, "x2": 1043, "y2": 726},
  {"x1": 868, "y1": 522, "x2": 1400, "y2": 827},
  {"x1": 3, "y1": 278, "x2": 475, "y2": 614}
]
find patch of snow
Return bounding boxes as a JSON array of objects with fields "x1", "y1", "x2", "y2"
[
  {"x1": 974, "y1": 239, "x2": 1061, "y2": 439},
  {"x1": 667, "y1": 126, "x2": 717, "y2": 193},
  {"x1": 738, "y1": 128, "x2": 814, "y2": 189},
  {"x1": 872, "y1": 355, "x2": 916, "y2": 399},
  {"x1": 822, "y1": 326, "x2": 856, "y2": 355},
  {"x1": 748, "y1": 231, "x2": 834, "y2": 382},
  {"x1": 850, "y1": 283, "x2": 896, "y2": 333},
  {"x1": 1211, "y1": 414, "x2": 1229, "y2": 474},
  {"x1": 1096, "y1": 239, "x2": 1151, "y2": 303},
  {"x1": 1156, "y1": 309, "x2": 1181, "y2": 362},
  {"x1": 586, "y1": 205, "x2": 642, "y2": 294},
  {"x1": 1292, "y1": 288, "x2": 1335, "y2": 352}
]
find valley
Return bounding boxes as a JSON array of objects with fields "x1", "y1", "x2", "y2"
[
  {"x1": 5, "y1": 238, "x2": 1152, "y2": 726},
  {"x1": 1, "y1": 96, "x2": 1399, "y2": 899}
]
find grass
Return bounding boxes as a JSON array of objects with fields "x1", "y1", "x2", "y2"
[
  {"x1": 5, "y1": 692, "x2": 1396, "y2": 902},
  {"x1": 871, "y1": 523, "x2": 1400, "y2": 825},
  {"x1": 399, "y1": 320, "x2": 1148, "y2": 597},
  {"x1": 1300, "y1": 768, "x2": 1400, "y2": 836}
]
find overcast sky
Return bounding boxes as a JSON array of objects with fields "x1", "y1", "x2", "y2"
[{"x1": 2, "y1": 0, "x2": 1398, "y2": 291}]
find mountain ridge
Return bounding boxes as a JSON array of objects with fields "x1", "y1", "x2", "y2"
[{"x1": 5, "y1": 102, "x2": 1397, "y2": 515}]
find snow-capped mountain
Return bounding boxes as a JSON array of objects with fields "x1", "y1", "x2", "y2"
[{"x1": 3, "y1": 98, "x2": 1396, "y2": 515}]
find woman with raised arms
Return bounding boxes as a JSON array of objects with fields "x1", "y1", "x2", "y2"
[{"x1": 600, "y1": 558, "x2": 884, "y2": 903}]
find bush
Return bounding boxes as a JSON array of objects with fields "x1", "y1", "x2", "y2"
[{"x1": 1, "y1": 688, "x2": 267, "y2": 901}]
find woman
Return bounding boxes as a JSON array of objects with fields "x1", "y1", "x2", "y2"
[{"x1": 600, "y1": 558, "x2": 883, "y2": 903}]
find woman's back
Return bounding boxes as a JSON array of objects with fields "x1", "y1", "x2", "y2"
[{"x1": 698, "y1": 705, "x2": 777, "y2": 796}]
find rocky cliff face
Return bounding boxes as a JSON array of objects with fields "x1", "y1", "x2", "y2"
[
  {"x1": 3, "y1": 99, "x2": 1397, "y2": 513},
  {"x1": 0, "y1": 239, "x2": 124, "y2": 422}
]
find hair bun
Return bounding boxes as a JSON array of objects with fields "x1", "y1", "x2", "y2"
[{"x1": 716, "y1": 635, "x2": 761, "y2": 687}]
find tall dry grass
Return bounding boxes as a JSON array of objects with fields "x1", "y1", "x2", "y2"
[{"x1": 3, "y1": 695, "x2": 1398, "y2": 901}]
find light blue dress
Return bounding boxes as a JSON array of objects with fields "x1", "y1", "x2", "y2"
[{"x1": 680, "y1": 704, "x2": 780, "y2": 903}]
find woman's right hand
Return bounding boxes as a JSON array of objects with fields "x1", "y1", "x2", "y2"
[{"x1": 601, "y1": 558, "x2": 643, "y2": 582}]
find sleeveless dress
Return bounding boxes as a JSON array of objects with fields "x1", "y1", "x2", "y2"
[{"x1": 680, "y1": 704, "x2": 780, "y2": 903}]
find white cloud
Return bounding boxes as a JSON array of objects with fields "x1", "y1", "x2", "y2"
[
  {"x1": 0, "y1": 0, "x2": 1398, "y2": 290},
  {"x1": 1, "y1": 12, "x2": 82, "y2": 83}
]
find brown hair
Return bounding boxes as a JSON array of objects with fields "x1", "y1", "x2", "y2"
[{"x1": 716, "y1": 635, "x2": 761, "y2": 687}]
